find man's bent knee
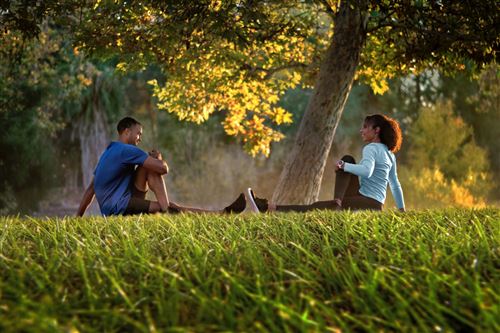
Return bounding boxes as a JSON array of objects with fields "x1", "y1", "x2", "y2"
[{"x1": 146, "y1": 169, "x2": 164, "y2": 183}]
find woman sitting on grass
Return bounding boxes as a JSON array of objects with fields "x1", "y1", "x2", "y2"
[{"x1": 246, "y1": 114, "x2": 406, "y2": 212}]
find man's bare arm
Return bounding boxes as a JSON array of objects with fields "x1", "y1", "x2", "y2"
[
  {"x1": 77, "y1": 178, "x2": 95, "y2": 217},
  {"x1": 143, "y1": 153, "x2": 169, "y2": 175}
]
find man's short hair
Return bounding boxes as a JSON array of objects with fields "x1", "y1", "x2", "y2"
[{"x1": 117, "y1": 117, "x2": 141, "y2": 134}]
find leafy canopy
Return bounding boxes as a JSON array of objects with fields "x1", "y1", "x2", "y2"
[
  {"x1": 2, "y1": 0, "x2": 498, "y2": 155},
  {"x1": 73, "y1": 1, "x2": 325, "y2": 155}
]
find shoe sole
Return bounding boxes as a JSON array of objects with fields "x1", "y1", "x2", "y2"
[{"x1": 245, "y1": 188, "x2": 259, "y2": 213}]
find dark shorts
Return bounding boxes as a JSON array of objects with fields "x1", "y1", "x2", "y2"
[{"x1": 123, "y1": 186, "x2": 152, "y2": 215}]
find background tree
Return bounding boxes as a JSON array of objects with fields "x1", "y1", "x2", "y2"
[
  {"x1": 0, "y1": 24, "x2": 89, "y2": 213},
  {"x1": 440, "y1": 64, "x2": 500, "y2": 196},
  {"x1": 72, "y1": 0, "x2": 499, "y2": 203},
  {"x1": 402, "y1": 101, "x2": 493, "y2": 208},
  {"x1": 0, "y1": 17, "x2": 130, "y2": 214},
  {"x1": 272, "y1": 0, "x2": 498, "y2": 203},
  {"x1": 2, "y1": 0, "x2": 498, "y2": 206}
]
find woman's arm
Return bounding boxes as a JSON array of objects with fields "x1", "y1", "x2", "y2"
[
  {"x1": 343, "y1": 145, "x2": 376, "y2": 178},
  {"x1": 388, "y1": 161, "x2": 405, "y2": 211}
]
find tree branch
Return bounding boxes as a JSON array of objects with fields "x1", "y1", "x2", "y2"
[
  {"x1": 241, "y1": 62, "x2": 309, "y2": 80},
  {"x1": 366, "y1": 8, "x2": 398, "y2": 33},
  {"x1": 317, "y1": 0, "x2": 336, "y2": 20}
]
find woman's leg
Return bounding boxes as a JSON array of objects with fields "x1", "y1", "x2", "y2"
[
  {"x1": 334, "y1": 155, "x2": 360, "y2": 200},
  {"x1": 272, "y1": 155, "x2": 359, "y2": 213},
  {"x1": 342, "y1": 195, "x2": 383, "y2": 211},
  {"x1": 333, "y1": 155, "x2": 382, "y2": 210},
  {"x1": 274, "y1": 200, "x2": 340, "y2": 212},
  {"x1": 167, "y1": 193, "x2": 246, "y2": 214}
]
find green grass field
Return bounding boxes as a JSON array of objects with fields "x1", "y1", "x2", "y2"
[{"x1": 0, "y1": 209, "x2": 499, "y2": 332}]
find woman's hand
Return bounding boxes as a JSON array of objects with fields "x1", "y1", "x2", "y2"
[{"x1": 335, "y1": 160, "x2": 345, "y2": 171}]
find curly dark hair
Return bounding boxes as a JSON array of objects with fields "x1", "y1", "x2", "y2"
[{"x1": 364, "y1": 114, "x2": 403, "y2": 153}]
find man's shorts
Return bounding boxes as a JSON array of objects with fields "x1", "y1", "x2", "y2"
[{"x1": 123, "y1": 186, "x2": 151, "y2": 215}]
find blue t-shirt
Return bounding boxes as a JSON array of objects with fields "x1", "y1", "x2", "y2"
[
  {"x1": 343, "y1": 143, "x2": 405, "y2": 209},
  {"x1": 93, "y1": 141, "x2": 148, "y2": 215}
]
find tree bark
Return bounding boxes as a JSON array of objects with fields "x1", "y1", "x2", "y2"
[{"x1": 272, "y1": 0, "x2": 368, "y2": 204}]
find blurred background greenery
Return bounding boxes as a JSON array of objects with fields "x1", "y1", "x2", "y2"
[{"x1": 1, "y1": 24, "x2": 498, "y2": 215}]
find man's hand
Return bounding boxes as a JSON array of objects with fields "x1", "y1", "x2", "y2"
[
  {"x1": 144, "y1": 151, "x2": 169, "y2": 175},
  {"x1": 149, "y1": 149, "x2": 163, "y2": 160}
]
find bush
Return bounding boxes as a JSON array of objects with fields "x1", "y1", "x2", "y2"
[
  {"x1": 403, "y1": 101, "x2": 493, "y2": 208},
  {"x1": 400, "y1": 167, "x2": 487, "y2": 209}
]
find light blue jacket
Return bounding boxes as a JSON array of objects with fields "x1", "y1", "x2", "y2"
[{"x1": 344, "y1": 143, "x2": 405, "y2": 209}]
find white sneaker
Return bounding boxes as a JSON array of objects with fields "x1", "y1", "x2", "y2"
[{"x1": 245, "y1": 188, "x2": 259, "y2": 213}]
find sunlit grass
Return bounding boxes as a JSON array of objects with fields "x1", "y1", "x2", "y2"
[{"x1": 0, "y1": 209, "x2": 499, "y2": 332}]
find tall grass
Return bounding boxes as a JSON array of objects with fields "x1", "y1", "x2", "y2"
[{"x1": 0, "y1": 209, "x2": 499, "y2": 332}]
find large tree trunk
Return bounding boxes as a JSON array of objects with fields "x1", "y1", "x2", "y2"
[{"x1": 272, "y1": 0, "x2": 368, "y2": 204}]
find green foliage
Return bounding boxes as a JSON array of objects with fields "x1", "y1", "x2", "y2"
[
  {"x1": 81, "y1": 0, "x2": 497, "y2": 154},
  {"x1": 134, "y1": 1, "x2": 321, "y2": 156},
  {"x1": 403, "y1": 101, "x2": 493, "y2": 207},
  {"x1": 408, "y1": 101, "x2": 486, "y2": 179},
  {"x1": 0, "y1": 27, "x2": 87, "y2": 213},
  {"x1": 439, "y1": 64, "x2": 500, "y2": 197},
  {"x1": 0, "y1": 0, "x2": 82, "y2": 38},
  {"x1": 361, "y1": 0, "x2": 499, "y2": 80},
  {"x1": 66, "y1": 64, "x2": 129, "y2": 128},
  {"x1": 0, "y1": 108, "x2": 56, "y2": 214},
  {"x1": 3, "y1": 0, "x2": 497, "y2": 155},
  {"x1": 0, "y1": 24, "x2": 130, "y2": 213},
  {"x1": 0, "y1": 209, "x2": 499, "y2": 331}
]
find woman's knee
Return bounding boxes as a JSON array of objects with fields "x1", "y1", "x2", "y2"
[{"x1": 341, "y1": 155, "x2": 356, "y2": 164}]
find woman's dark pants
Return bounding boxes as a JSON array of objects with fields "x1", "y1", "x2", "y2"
[{"x1": 276, "y1": 155, "x2": 382, "y2": 212}]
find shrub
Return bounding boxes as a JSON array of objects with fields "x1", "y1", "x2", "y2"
[
  {"x1": 400, "y1": 167, "x2": 486, "y2": 209},
  {"x1": 403, "y1": 100, "x2": 493, "y2": 207}
]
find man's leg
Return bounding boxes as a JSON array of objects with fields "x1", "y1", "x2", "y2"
[
  {"x1": 146, "y1": 170, "x2": 171, "y2": 213},
  {"x1": 169, "y1": 202, "x2": 223, "y2": 213},
  {"x1": 171, "y1": 192, "x2": 245, "y2": 214},
  {"x1": 135, "y1": 166, "x2": 244, "y2": 214},
  {"x1": 131, "y1": 166, "x2": 170, "y2": 213}
]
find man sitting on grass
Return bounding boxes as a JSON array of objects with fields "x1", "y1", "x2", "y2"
[{"x1": 77, "y1": 117, "x2": 245, "y2": 216}]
